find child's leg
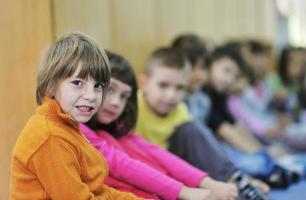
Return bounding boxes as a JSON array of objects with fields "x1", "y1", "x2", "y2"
[
  {"x1": 168, "y1": 121, "x2": 237, "y2": 181},
  {"x1": 221, "y1": 143, "x2": 275, "y2": 176}
]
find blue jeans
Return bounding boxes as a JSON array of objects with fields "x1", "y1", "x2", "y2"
[{"x1": 222, "y1": 143, "x2": 275, "y2": 176}]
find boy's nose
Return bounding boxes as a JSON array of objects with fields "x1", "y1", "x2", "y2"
[{"x1": 165, "y1": 88, "x2": 177, "y2": 101}]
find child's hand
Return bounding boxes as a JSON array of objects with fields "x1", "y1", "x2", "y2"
[
  {"x1": 179, "y1": 186, "x2": 214, "y2": 200},
  {"x1": 265, "y1": 126, "x2": 284, "y2": 139},
  {"x1": 248, "y1": 177, "x2": 270, "y2": 194},
  {"x1": 199, "y1": 177, "x2": 238, "y2": 200},
  {"x1": 274, "y1": 88, "x2": 288, "y2": 103},
  {"x1": 266, "y1": 114, "x2": 292, "y2": 139},
  {"x1": 277, "y1": 114, "x2": 291, "y2": 127}
]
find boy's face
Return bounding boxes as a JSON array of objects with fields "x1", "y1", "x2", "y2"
[
  {"x1": 54, "y1": 68, "x2": 104, "y2": 123},
  {"x1": 242, "y1": 47, "x2": 268, "y2": 80},
  {"x1": 188, "y1": 58, "x2": 208, "y2": 93},
  {"x1": 250, "y1": 53, "x2": 268, "y2": 80},
  {"x1": 141, "y1": 66, "x2": 190, "y2": 116},
  {"x1": 209, "y1": 57, "x2": 239, "y2": 93}
]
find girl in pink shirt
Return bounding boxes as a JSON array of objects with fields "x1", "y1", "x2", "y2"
[{"x1": 80, "y1": 51, "x2": 237, "y2": 200}]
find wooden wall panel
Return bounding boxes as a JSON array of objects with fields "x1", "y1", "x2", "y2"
[
  {"x1": 53, "y1": 0, "x2": 113, "y2": 52},
  {"x1": 52, "y1": 0, "x2": 277, "y2": 74},
  {"x1": 0, "y1": 1, "x2": 53, "y2": 199}
]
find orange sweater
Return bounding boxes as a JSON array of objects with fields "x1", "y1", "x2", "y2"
[{"x1": 10, "y1": 97, "x2": 142, "y2": 200}]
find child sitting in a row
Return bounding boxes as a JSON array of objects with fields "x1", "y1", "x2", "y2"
[
  {"x1": 10, "y1": 32, "x2": 140, "y2": 199},
  {"x1": 134, "y1": 45, "x2": 269, "y2": 199}
]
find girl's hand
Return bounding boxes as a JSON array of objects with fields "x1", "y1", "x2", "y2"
[
  {"x1": 199, "y1": 177, "x2": 238, "y2": 200},
  {"x1": 179, "y1": 186, "x2": 214, "y2": 200}
]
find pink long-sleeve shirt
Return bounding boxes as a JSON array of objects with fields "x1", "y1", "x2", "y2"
[{"x1": 80, "y1": 124, "x2": 207, "y2": 200}]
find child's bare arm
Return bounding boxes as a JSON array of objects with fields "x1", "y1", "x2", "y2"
[
  {"x1": 264, "y1": 114, "x2": 291, "y2": 139},
  {"x1": 199, "y1": 177, "x2": 238, "y2": 200},
  {"x1": 217, "y1": 123, "x2": 262, "y2": 152},
  {"x1": 179, "y1": 186, "x2": 213, "y2": 200}
]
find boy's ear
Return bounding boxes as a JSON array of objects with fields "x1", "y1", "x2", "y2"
[{"x1": 138, "y1": 74, "x2": 148, "y2": 90}]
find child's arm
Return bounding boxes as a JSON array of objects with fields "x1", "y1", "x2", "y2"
[
  {"x1": 126, "y1": 134, "x2": 207, "y2": 187},
  {"x1": 199, "y1": 177, "x2": 238, "y2": 200},
  {"x1": 82, "y1": 127, "x2": 186, "y2": 200},
  {"x1": 30, "y1": 135, "x2": 139, "y2": 200},
  {"x1": 217, "y1": 123, "x2": 262, "y2": 152},
  {"x1": 228, "y1": 95, "x2": 288, "y2": 139},
  {"x1": 101, "y1": 184, "x2": 143, "y2": 200},
  {"x1": 128, "y1": 135, "x2": 237, "y2": 200},
  {"x1": 227, "y1": 95, "x2": 271, "y2": 136}
]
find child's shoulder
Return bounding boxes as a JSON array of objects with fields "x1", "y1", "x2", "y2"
[{"x1": 12, "y1": 113, "x2": 76, "y2": 166}]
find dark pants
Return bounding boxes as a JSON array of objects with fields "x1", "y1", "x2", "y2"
[{"x1": 168, "y1": 121, "x2": 237, "y2": 181}]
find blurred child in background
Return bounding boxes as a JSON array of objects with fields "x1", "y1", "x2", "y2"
[
  {"x1": 229, "y1": 41, "x2": 306, "y2": 151},
  {"x1": 267, "y1": 47, "x2": 306, "y2": 102},
  {"x1": 136, "y1": 45, "x2": 269, "y2": 199}
]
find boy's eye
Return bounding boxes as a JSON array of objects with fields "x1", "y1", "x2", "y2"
[
  {"x1": 72, "y1": 80, "x2": 83, "y2": 86},
  {"x1": 158, "y1": 82, "x2": 169, "y2": 89},
  {"x1": 176, "y1": 85, "x2": 185, "y2": 91},
  {"x1": 95, "y1": 83, "x2": 105, "y2": 90}
]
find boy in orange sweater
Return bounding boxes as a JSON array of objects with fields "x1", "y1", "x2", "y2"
[{"x1": 10, "y1": 32, "x2": 141, "y2": 200}]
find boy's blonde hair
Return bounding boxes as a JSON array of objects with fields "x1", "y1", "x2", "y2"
[
  {"x1": 36, "y1": 32, "x2": 110, "y2": 105},
  {"x1": 144, "y1": 47, "x2": 191, "y2": 76}
]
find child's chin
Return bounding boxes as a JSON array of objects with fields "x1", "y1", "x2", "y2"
[
  {"x1": 75, "y1": 116, "x2": 93, "y2": 123},
  {"x1": 155, "y1": 109, "x2": 172, "y2": 117}
]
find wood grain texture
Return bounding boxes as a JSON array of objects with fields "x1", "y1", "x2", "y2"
[{"x1": 0, "y1": 1, "x2": 53, "y2": 199}]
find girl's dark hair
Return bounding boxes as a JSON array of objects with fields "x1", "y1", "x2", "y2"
[
  {"x1": 223, "y1": 41, "x2": 255, "y2": 83},
  {"x1": 299, "y1": 74, "x2": 306, "y2": 109},
  {"x1": 244, "y1": 40, "x2": 268, "y2": 55},
  {"x1": 278, "y1": 47, "x2": 304, "y2": 86},
  {"x1": 208, "y1": 46, "x2": 245, "y2": 74},
  {"x1": 171, "y1": 34, "x2": 209, "y2": 68},
  {"x1": 86, "y1": 50, "x2": 138, "y2": 138},
  {"x1": 239, "y1": 40, "x2": 269, "y2": 85}
]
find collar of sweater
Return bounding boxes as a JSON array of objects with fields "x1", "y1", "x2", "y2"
[{"x1": 37, "y1": 97, "x2": 80, "y2": 132}]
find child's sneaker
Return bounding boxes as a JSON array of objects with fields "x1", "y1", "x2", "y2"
[
  {"x1": 231, "y1": 171, "x2": 269, "y2": 200},
  {"x1": 262, "y1": 165, "x2": 300, "y2": 189}
]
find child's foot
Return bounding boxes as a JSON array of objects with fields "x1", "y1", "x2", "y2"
[{"x1": 247, "y1": 177, "x2": 270, "y2": 194}]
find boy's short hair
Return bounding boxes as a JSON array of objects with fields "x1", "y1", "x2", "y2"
[
  {"x1": 144, "y1": 47, "x2": 191, "y2": 75},
  {"x1": 171, "y1": 34, "x2": 208, "y2": 68},
  {"x1": 36, "y1": 32, "x2": 110, "y2": 105},
  {"x1": 243, "y1": 39, "x2": 268, "y2": 55}
]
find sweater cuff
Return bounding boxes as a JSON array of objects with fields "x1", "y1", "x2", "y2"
[
  {"x1": 169, "y1": 182, "x2": 184, "y2": 200},
  {"x1": 187, "y1": 171, "x2": 208, "y2": 188}
]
